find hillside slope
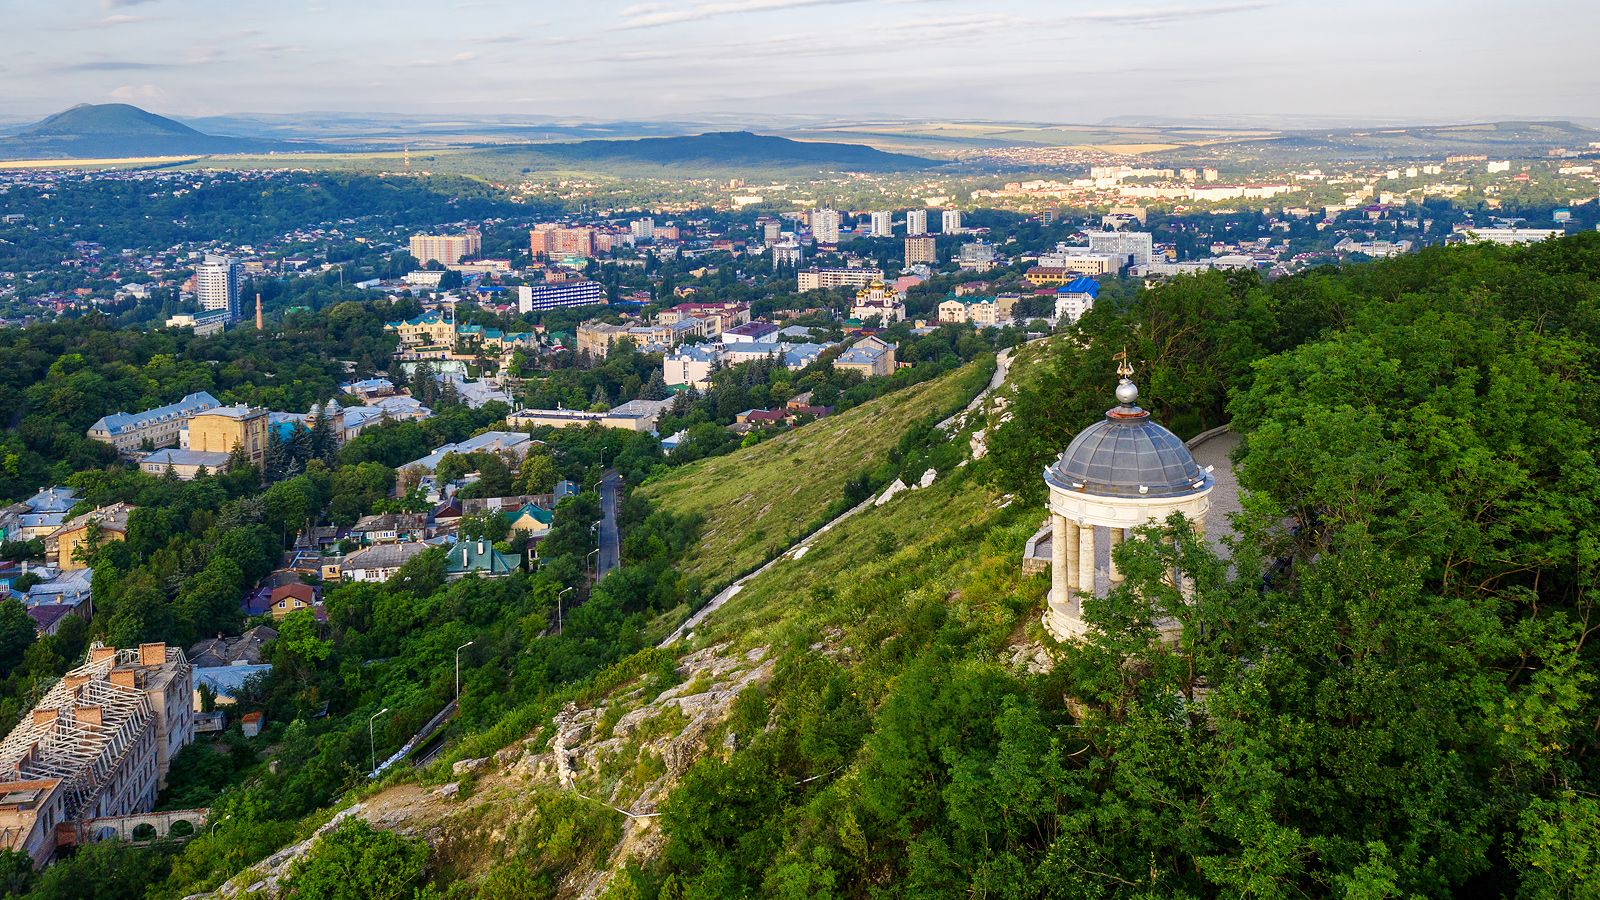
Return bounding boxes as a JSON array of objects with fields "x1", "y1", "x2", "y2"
[{"x1": 636, "y1": 360, "x2": 993, "y2": 595}]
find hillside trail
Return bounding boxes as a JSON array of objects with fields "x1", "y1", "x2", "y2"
[{"x1": 663, "y1": 338, "x2": 1039, "y2": 649}]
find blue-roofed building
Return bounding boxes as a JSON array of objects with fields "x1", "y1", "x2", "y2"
[
  {"x1": 1056, "y1": 277, "x2": 1101, "y2": 324},
  {"x1": 87, "y1": 391, "x2": 221, "y2": 453},
  {"x1": 193, "y1": 664, "x2": 273, "y2": 709},
  {"x1": 0, "y1": 487, "x2": 79, "y2": 543},
  {"x1": 138, "y1": 448, "x2": 232, "y2": 480}
]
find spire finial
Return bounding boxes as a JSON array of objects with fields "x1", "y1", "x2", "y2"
[{"x1": 1112, "y1": 347, "x2": 1138, "y2": 406}]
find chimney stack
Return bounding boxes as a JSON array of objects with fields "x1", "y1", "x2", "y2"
[{"x1": 255, "y1": 293, "x2": 264, "y2": 331}]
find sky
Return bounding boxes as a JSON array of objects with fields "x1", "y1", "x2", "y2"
[{"x1": 3, "y1": 0, "x2": 1597, "y2": 127}]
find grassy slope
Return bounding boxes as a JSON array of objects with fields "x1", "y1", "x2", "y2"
[
  {"x1": 689, "y1": 469, "x2": 1043, "y2": 653},
  {"x1": 637, "y1": 361, "x2": 992, "y2": 594}
]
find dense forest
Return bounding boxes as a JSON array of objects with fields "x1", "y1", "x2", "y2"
[{"x1": 601, "y1": 234, "x2": 1600, "y2": 898}]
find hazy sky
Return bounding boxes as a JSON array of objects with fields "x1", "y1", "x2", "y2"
[{"x1": 4, "y1": 0, "x2": 1597, "y2": 125}]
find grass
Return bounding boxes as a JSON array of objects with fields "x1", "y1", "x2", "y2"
[
  {"x1": 636, "y1": 363, "x2": 991, "y2": 594},
  {"x1": 689, "y1": 471, "x2": 1042, "y2": 651}
]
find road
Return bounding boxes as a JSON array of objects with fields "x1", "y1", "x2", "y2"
[{"x1": 596, "y1": 470, "x2": 621, "y2": 579}]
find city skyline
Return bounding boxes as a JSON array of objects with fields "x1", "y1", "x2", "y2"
[{"x1": 5, "y1": 0, "x2": 1598, "y2": 125}]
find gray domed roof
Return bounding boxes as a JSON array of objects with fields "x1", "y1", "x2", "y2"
[{"x1": 1045, "y1": 379, "x2": 1210, "y2": 499}]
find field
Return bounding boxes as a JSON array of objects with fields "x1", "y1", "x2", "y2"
[{"x1": 636, "y1": 361, "x2": 993, "y2": 594}]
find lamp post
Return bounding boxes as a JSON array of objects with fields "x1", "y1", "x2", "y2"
[
  {"x1": 369, "y1": 707, "x2": 390, "y2": 774},
  {"x1": 557, "y1": 587, "x2": 573, "y2": 631},
  {"x1": 587, "y1": 547, "x2": 600, "y2": 581},
  {"x1": 455, "y1": 641, "x2": 475, "y2": 702}
]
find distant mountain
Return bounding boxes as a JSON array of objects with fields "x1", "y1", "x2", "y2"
[
  {"x1": 505, "y1": 130, "x2": 937, "y2": 173},
  {"x1": 0, "y1": 103, "x2": 323, "y2": 160},
  {"x1": 1184, "y1": 120, "x2": 1600, "y2": 163}
]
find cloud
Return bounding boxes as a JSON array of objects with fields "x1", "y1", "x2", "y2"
[
  {"x1": 615, "y1": 0, "x2": 867, "y2": 29},
  {"x1": 409, "y1": 51, "x2": 484, "y2": 67},
  {"x1": 58, "y1": 13, "x2": 155, "y2": 30},
  {"x1": 1056, "y1": 2, "x2": 1272, "y2": 26},
  {"x1": 65, "y1": 60, "x2": 172, "y2": 71},
  {"x1": 108, "y1": 83, "x2": 168, "y2": 103}
]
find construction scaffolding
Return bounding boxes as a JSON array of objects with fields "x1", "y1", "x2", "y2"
[{"x1": 0, "y1": 646, "x2": 163, "y2": 824}]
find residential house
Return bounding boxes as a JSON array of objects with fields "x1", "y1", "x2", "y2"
[
  {"x1": 445, "y1": 541, "x2": 521, "y2": 579},
  {"x1": 340, "y1": 543, "x2": 430, "y2": 582},
  {"x1": 350, "y1": 513, "x2": 426, "y2": 545},
  {"x1": 268, "y1": 584, "x2": 318, "y2": 620},
  {"x1": 44, "y1": 503, "x2": 132, "y2": 571}
]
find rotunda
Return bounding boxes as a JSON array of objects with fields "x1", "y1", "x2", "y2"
[{"x1": 1042, "y1": 360, "x2": 1212, "y2": 642}]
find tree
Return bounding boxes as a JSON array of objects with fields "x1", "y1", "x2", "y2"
[
  {"x1": 514, "y1": 452, "x2": 559, "y2": 494},
  {"x1": 0, "y1": 600, "x2": 36, "y2": 678},
  {"x1": 282, "y1": 818, "x2": 428, "y2": 900}
]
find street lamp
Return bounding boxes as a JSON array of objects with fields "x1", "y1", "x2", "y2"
[
  {"x1": 369, "y1": 707, "x2": 390, "y2": 773},
  {"x1": 557, "y1": 587, "x2": 573, "y2": 631},
  {"x1": 455, "y1": 641, "x2": 475, "y2": 702},
  {"x1": 587, "y1": 548, "x2": 600, "y2": 581}
]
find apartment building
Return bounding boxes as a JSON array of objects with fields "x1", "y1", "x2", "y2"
[
  {"x1": 194, "y1": 255, "x2": 241, "y2": 322},
  {"x1": 797, "y1": 267, "x2": 884, "y2": 292},
  {"x1": 904, "y1": 235, "x2": 937, "y2": 266},
  {"x1": 0, "y1": 643, "x2": 194, "y2": 868},
  {"x1": 517, "y1": 280, "x2": 607, "y2": 313},
  {"x1": 87, "y1": 391, "x2": 221, "y2": 454},
  {"x1": 409, "y1": 230, "x2": 482, "y2": 266}
]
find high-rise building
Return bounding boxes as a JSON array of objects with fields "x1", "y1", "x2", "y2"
[
  {"x1": 194, "y1": 254, "x2": 241, "y2": 322},
  {"x1": 905, "y1": 209, "x2": 929, "y2": 235},
  {"x1": 1086, "y1": 230, "x2": 1154, "y2": 269},
  {"x1": 772, "y1": 242, "x2": 805, "y2": 267},
  {"x1": 755, "y1": 217, "x2": 782, "y2": 244},
  {"x1": 630, "y1": 218, "x2": 655, "y2": 241},
  {"x1": 811, "y1": 209, "x2": 841, "y2": 244},
  {"x1": 957, "y1": 241, "x2": 995, "y2": 271},
  {"x1": 530, "y1": 226, "x2": 597, "y2": 260},
  {"x1": 941, "y1": 209, "x2": 963, "y2": 235},
  {"x1": 408, "y1": 230, "x2": 482, "y2": 267},
  {"x1": 905, "y1": 235, "x2": 937, "y2": 266},
  {"x1": 869, "y1": 211, "x2": 894, "y2": 238}
]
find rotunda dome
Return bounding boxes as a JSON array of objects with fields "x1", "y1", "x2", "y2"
[{"x1": 1045, "y1": 376, "x2": 1210, "y2": 500}]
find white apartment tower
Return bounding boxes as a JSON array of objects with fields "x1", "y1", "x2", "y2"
[
  {"x1": 905, "y1": 209, "x2": 929, "y2": 236},
  {"x1": 869, "y1": 211, "x2": 894, "y2": 238},
  {"x1": 811, "y1": 209, "x2": 842, "y2": 244},
  {"x1": 195, "y1": 254, "x2": 241, "y2": 323},
  {"x1": 630, "y1": 217, "x2": 655, "y2": 241},
  {"x1": 941, "y1": 209, "x2": 963, "y2": 235}
]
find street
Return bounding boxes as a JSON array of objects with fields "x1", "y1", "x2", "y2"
[{"x1": 596, "y1": 470, "x2": 621, "y2": 578}]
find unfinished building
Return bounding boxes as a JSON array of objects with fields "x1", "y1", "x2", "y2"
[{"x1": 0, "y1": 643, "x2": 194, "y2": 867}]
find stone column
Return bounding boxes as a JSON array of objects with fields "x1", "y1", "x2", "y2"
[
  {"x1": 1049, "y1": 513, "x2": 1070, "y2": 608},
  {"x1": 1077, "y1": 522, "x2": 1096, "y2": 595},
  {"x1": 1107, "y1": 527, "x2": 1125, "y2": 586}
]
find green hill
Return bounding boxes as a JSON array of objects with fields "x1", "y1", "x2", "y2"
[
  {"x1": 637, "y1": 360, "x2": 993, "y2": 596},
  {"x1": 471, "y1": 129, "x2": 938, "y2": 176}
]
